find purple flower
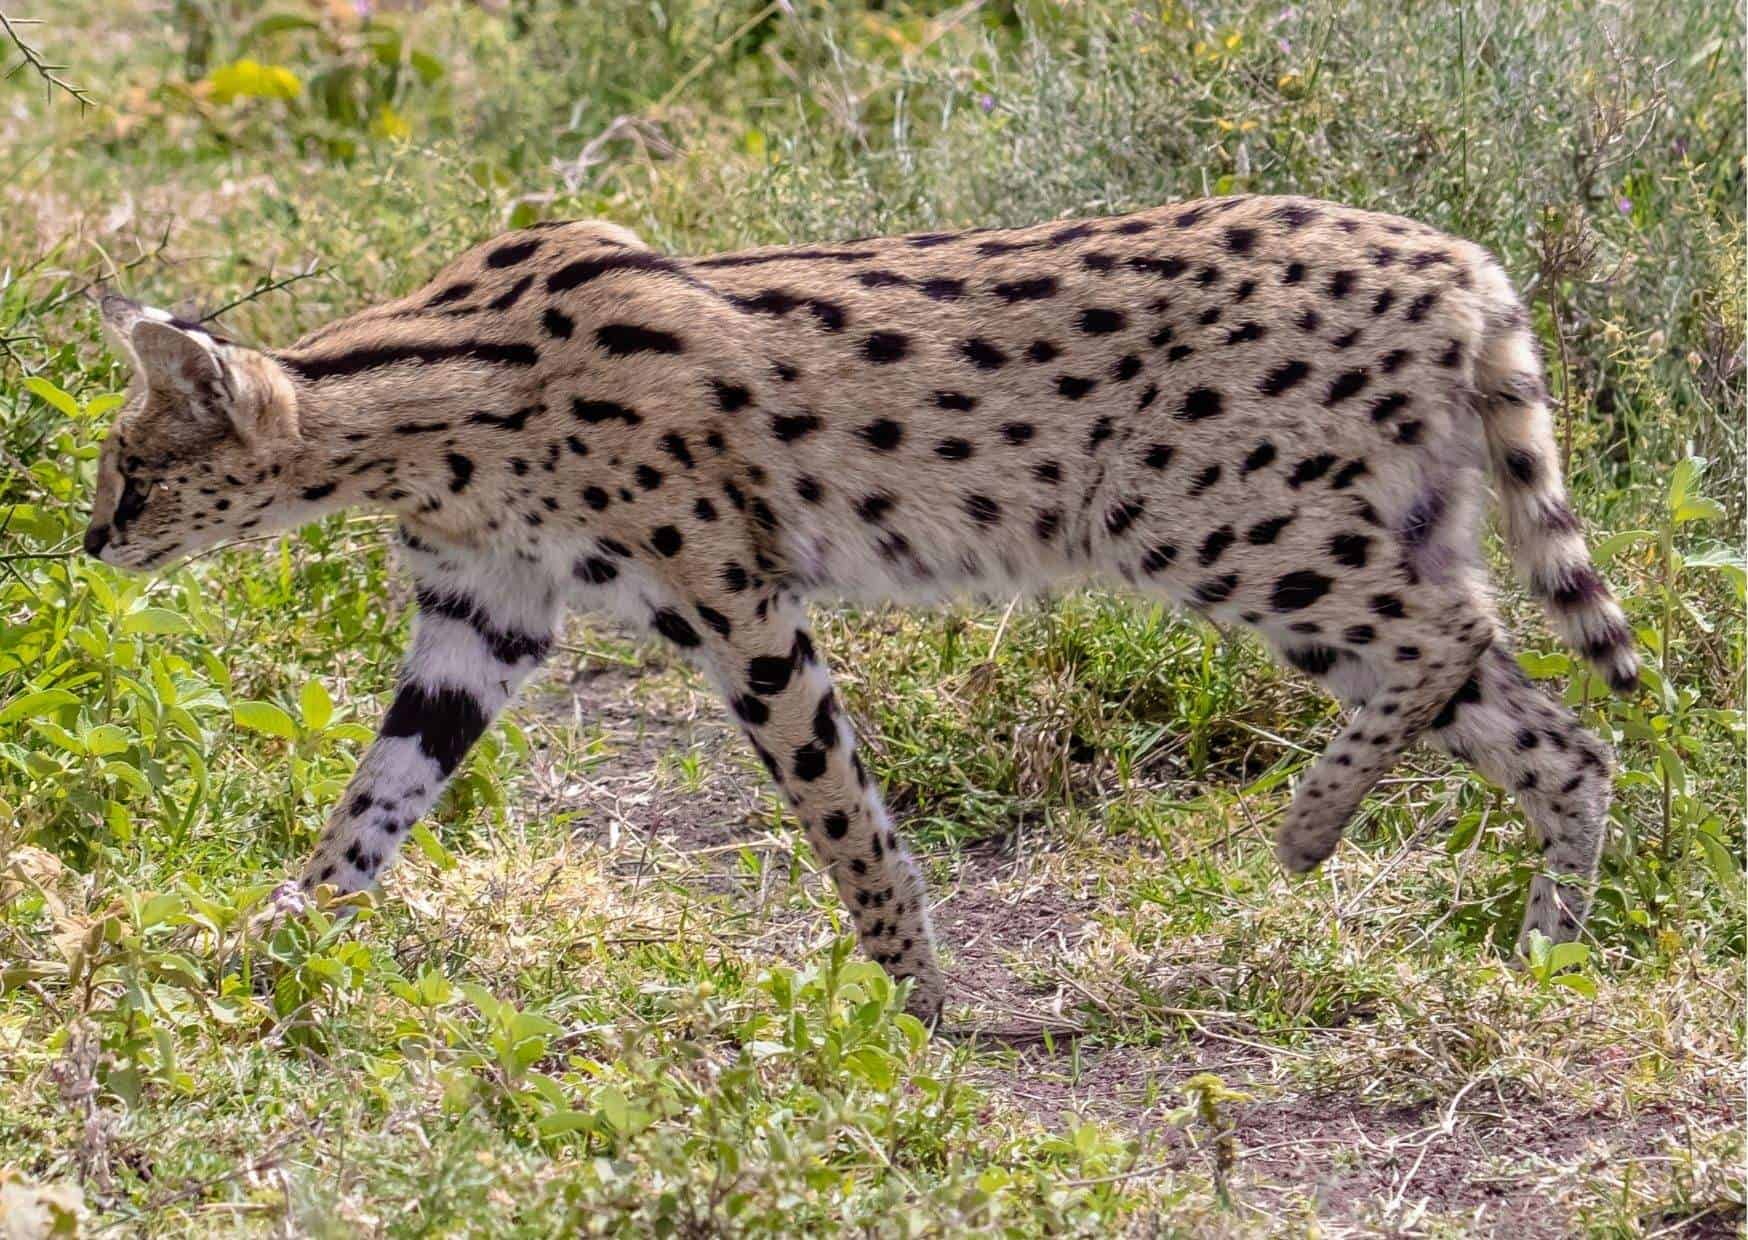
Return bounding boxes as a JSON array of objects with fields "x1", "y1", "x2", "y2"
[
  {"x1": 354, "y1": 0, "x2": 373, "y2": 16},
  {"x1": 1616, "y1": 196, "x2": 1632, "y2": 216},
  {"x1": 978, "y1": 93, "x2": 995, "y2": 114}
]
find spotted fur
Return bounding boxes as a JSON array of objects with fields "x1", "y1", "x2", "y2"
[{"x1": 83, "y1": 196, "x2": 1638, "y2": 1018}]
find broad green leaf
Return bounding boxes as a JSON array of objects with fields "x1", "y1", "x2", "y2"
[
  {"x1": 0, "y1": 504, "x2": 65, "y2": 541},
  {"x1": 233, "y1": 700, "x2": 297, "y2": 740},
  {"x1": 30, "y1": 721, "x2": 84, "y2": 754},
  {"x1": 535, "y1": 1109, "x2": 596, "y2": 1137},
  {"x1": 1546, "y1": 941, "x2": 1590, "y2": 972},
  {"x1": 121, "y1": 608, "x2": 194, "y2": 636},
  {"x1": 299, "y1": 680, "x2": 334, "y2": 732},
  {"x1": 1674, "y1": 497, "x2": 1726, "y2": 524},
  {"x1": 1551, "y1": 973, "x2": 1597, "y2": 999},
  {"x1": 1516, "y1": 650, "x2": 1571, "y2": 679},
  {"x1": 206, "y1": 58, "x2": 303, "y2": 104},
  {"x1": 409, "y1": 822, "x2": 455, "y2": 870},
  {"x1": 0, "y1": 688, "x2": 79, "y2": 726},
  {"x1": 22, "y1": 376, "x2": 79, "y2": 417},
  {"x1": 85, "y1": 393, "x2": 125, "y2": 419},
  {"x1": 1695, "y1": 828, "x2": 1742, "y2": 895},
  {"x1": 81, "y1": 724, "x2": 130, "y2": 756},
  {"x1": 243, "y1": 12, "x2": 321, "y2": 41},
  {"x1": 1683, "y1": 546, "x2": 1747, "y2": 598},
  {"x1": 1667, "y1": 457, "x2": 1703, "y2": 510},
  {"x1": 1590, "y1": 529, "x2": 1655, "y2": 565},
  {"x1": 843, "y1": 1046, "x2": 898, "y2": 1090},
  {"x1": 1445, "y1": 812, "x2": 1483, "y2": 855},
  {"x1": 596, "y1": 1086, "x2": 631, "y2": 1135}
]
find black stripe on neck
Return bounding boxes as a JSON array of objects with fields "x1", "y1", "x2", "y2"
[{"x1": 279, "y1": 340, "x2": 539, "y2": 381}]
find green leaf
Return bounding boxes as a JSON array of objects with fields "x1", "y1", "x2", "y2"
[
  {"x1": 1445, "y1": 812, "x2": 1483, "y2": 855},
  {"x1": 1695, "y1": 828, "x2": 1742, "y2": 896},
  {"x1": 243, "y1": 12, "x2": 321, "y2": 41},
  {"x1": 1550, "y1": 973, "x2": 1597, "y2": 999},
  {"x1": 843, "y1": 1046, "x2": 898, "y2": 1090},
  {"x1": 233, "y1": 700, "x2": 298, "y2": 740},
  {"x1": 1516, "y1": 650, "x2": 1571, "y2": 680},
  {"x1": 409, "y1": 822, "x2": 455, "y2": 870},
  {"x1": 299, "y1": 680, "x2": 334, "y2": 733},
  {"x1": 81, "y1": 724, "x2": 131, "y2": 756},
  {"x1": 1668, "y1": 457, "x2": 1704, "y2": 511},
  {"x1": 206, "y1": 58, "x2": 303, "y2": 104},
  {"x1": 0, "y1": 688, "x2": 79, "y2": 726},
  {"x1": 22, "y1": 376, "x2": 79, "y2": 417},
  {"x1": 121, "y1": 608, "x2": 195, "y2": 636},
  {"x1": 1591, "y1": 529, "x2": 1655, "y2": 565},
  {"x1": 85, "y1": 393, "x2": 125, "y2": 419},
  {"x1": 1674, "y1": 497, "x2": 1726, "y2": 524},
  {"x1": 534, "y1": 1109, "x2": 596, "y2": 1137},
  {"x1": 1546, "y1": 941, "x2": 1590, "y2": 972}
]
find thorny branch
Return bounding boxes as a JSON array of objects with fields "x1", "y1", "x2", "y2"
[{"x1": 1, "y1": 10, "x2": 93, "y2": 108}]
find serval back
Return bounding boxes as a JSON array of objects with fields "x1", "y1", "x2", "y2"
[{"x1": 84, "y1": 195, "x2": 1635, "y2": 1018}]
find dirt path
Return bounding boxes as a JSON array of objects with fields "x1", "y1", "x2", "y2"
[{"x1": 520, "y1": 652, "x2": 1742, "y2": 1237}]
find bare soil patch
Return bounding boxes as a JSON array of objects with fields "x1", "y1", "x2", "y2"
[{"x1": 520, "y1": 656, "x2": 1741, "y2": 1235}]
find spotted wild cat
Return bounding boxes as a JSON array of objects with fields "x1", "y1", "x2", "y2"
[{"x1": 83, "y1": 196, "x2": 1636, "y2": 1019}]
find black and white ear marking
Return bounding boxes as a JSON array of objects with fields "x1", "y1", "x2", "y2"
[
  {"x1": 131, "y1": 318, "x2": 226, "y2": 391},
  {"x1": 103, "y1": 296, "x2": 249, "y2": 439}
]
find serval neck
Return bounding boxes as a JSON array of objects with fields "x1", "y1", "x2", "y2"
[{"x1": 274, "y1": 334, "x2": 550, "y2": 531}]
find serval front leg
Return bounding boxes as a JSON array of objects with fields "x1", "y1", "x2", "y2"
[
  {"x1": 295, "y1": 534, "x2": 560, "y2": 899},
  {"x1": 644, "y1": 573, "x2": 944, "y2": 1021}
]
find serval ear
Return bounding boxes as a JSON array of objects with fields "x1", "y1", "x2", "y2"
[{"x1": 100, "y1": 294, "x2": 296, "y2": 445}]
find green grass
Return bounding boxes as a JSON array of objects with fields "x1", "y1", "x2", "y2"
[{"x1": 2, "y1": 1, "x2": 1743, "y2": 1233}]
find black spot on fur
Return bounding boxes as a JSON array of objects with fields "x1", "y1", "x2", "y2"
[
  {"x1": 1194, "y1": 574, "x2": 1238, "y2": 605},
  {"x1": 1330, "y1": 460, "x2": 1369, "y2": 490},
  {"x1": 1178, "y1": 387, "x2": 1223, "y2": 421},
  {"x1": 747, "y1": 655, "x2": 793, "y2": 696},
  {"x1": 652, "y1": 609, "x2": 700, "y2": 647},
  {"x1": 1430, "y1": 674, "x2": 1483, "y2": 730},
  {"x1": 1105, "y1": 499, "x2": 1145, "y2": 536},
  {"x1": 858, "y1": 419, "x2": 904, "y2": 451},
  {"x1": 571, "y1": 398, "x2": 641, "y2": 426},
  {"x1": 596, "y1": 323, "x2": 683, "y2": 355},
  {"x1": 1288, "y1": 454, "x2": 1337, "y2": 487},
  {"x1": 1247, "y1": 513, "x2": 1293, "y2": 544},
  {"x1": 992, "y1": 276, "x2": 1058, "y2": 302},
  {"x1": 1330, "y1": 532, "x2": 1371, "y2": 568},
  {"x1": 1324, "y1": 369, "x2": 1370, "y2": 406},
  {"x1": 1198, "y1": 525, "x2": 1235, "y2": 566},
  {"x1": 935, "y1": 390, "x2": 977, "y2": 412},
  {"x1": 1271, "y1": 570, "x2": 1333, "y2": 612},
  {"x1": 445, "y1": 453, "x2": 474, "y2": 494},
  {"x1": 650, "y1": 525, "x2": 683, "y2": 557},
  {"x1": 1078, "y1": 307, "x2": 1126, "y2": 334},
  {"x1": 962, "y1": 338, "x2": 1008, "y2": 369},
  {"x1": 1189, "y1": 464, "x2": 1221, "y2": 496},
  {"x1": 964, "y1": 494, "x2": 1002, "y2": 525},
  {"x1": 542, "y1": 308, "x2": 574, "y2": 338},
  {"x1": 712, "y1": 380, "x2": 752, "y2": 412},
  {"x1": 1241, "y1": 441, "x2": 1277, "y2": 474},
  {"x1": 1058, "y1": 375, "x2": 1097, "y2": 400},
  {"x1": 862, "y1": 331, "x2": 911, "y2": 363},
  {"x1": 1142, "y1": 543, "x2": 1177, "y2": 573}
]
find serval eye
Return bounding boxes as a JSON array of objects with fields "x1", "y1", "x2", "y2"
[
  {"x1": 115, "y1": 475, "x2": 155, "y2": 527},
  {"x1": 180, "y1": 197, "x2": 1634, "y2": 1030}
]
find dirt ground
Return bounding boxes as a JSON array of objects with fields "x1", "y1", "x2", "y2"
[{"x1": 519, "y1": 652, "x2": 1743, "y2": 1237}]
